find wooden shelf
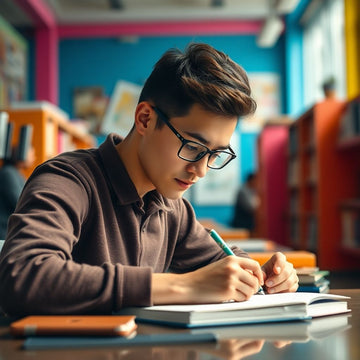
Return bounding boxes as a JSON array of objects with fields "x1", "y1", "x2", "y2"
[
  {"x1": 286, "y1": 98, "x2": 360, "y2": 270},
  {"x1": 4, "y1": 101, "x2": 96, "y2": 178},
  {"x1": 56, "y1": 115, "x2": 95, "y2": 147}
]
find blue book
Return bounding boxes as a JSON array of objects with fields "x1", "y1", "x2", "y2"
[{"x1": 297, "y1": 280, "x2": 330, "y2": 293}]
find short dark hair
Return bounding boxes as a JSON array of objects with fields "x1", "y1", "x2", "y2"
[{"x1": 139, "y1": 43, "x2": 256, "y2": 125}]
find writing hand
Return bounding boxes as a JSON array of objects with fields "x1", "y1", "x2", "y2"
[
  {"x1": 179, "y1": 256, "x2": 264, "y2": 303},
  {"x1": 261, "y1": 252, "x2": 299, "y2": 294}
]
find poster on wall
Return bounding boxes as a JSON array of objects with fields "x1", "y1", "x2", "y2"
[
  {"x1": 191, "y1": 131, "x2": 240, "y2": 206},
  {"x1": 242, "y1": 72, "x2": 281, "y2": 130},
  {"x1": 0, "y1": 15, "x2": 27, "y2": 108},
  {"x1": 101, "y1": 80, "x2": 142, "y2": 136},
  {"x1": 73, "y1": 86, "x2": 108, "y2": 134}
]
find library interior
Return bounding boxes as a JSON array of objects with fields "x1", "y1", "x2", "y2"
[{"x1": 0, "y1": 0, "x2": 360, "y2": 359}]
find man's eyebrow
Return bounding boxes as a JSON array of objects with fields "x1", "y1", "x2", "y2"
[{"x1": 184, "y1": 131, "x2": 230, "y2": 150}]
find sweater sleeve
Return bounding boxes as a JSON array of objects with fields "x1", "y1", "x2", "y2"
[
  {"x1": 0, "y1": 159, "x2": 151, "y2": 316},
  {"x1": 168, "y1": 198, "x2": 250, "y2": 273}
]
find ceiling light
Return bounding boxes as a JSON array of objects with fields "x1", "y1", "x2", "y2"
[
  {"x1": 108, "y1": 0, "x2": 123, "y2": 10},
  {"x1": 211, "y1": 0, "x2": 224, "y2": 7},
  {"x1": 256, "y1": 15, "x2": 284, "y2": 48},
  {"x1": 276, "y1": 0, "x2": 301, "y2": 13}
]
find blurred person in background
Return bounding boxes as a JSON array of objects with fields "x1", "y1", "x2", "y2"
[{"x1": 231, "y1": 172, "x2": 260, "y2": 235}]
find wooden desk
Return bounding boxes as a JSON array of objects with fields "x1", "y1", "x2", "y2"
[{"x1": 0, "y1": 289, "x2": 359, "y2": 360}]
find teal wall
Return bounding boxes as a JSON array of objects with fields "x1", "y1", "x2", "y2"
[{"x1": 58, "y1": 35, "x2": 286, "y2": 117}]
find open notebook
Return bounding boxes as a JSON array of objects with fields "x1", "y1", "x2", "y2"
[{"x1": 116, "y1": 292, "x2": 350, "y2": 328}]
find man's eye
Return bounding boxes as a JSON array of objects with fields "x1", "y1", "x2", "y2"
[{"x1": 185, "y1": 143, "x2": 201, "y2": 152}]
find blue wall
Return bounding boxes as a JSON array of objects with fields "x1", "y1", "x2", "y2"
[
  {"x1": 57, "y1": 34, "x2": 285, "y2": 226},
  {"x1": 284, "y1": 0, "x2": 311, "y2": 116},
  {"x1": 59, "y1": 35, "x2": 285, "y2": 117}
]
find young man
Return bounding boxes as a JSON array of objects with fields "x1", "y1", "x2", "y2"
[{"x1": 0, "y1": 43, "x2": 298, "y2": 316}]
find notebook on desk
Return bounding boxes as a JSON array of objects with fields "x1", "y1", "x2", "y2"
[{"x1": 116, "y1": 293, "x2": 350, "y2": 328}]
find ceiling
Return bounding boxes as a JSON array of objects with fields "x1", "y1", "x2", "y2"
[{"x1": 1, "y1": 0, "x2": 301, "y2": 27}]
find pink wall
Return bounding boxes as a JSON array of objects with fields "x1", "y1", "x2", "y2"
[{"x1": 58, "y1": 20, "x2": 262, "y2": 38}]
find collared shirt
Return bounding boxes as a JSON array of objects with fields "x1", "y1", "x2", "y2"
[{"x1": 0, "y1": 134, "x2": 248, "y2": 316}]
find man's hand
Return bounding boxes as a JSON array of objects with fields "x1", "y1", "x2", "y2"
[
  {"x1": 152, "y1": 256, "x2": 264, "y2": 305},
  {"x1": 261, "y1": 252, "x2": 299, "y2": 294}
]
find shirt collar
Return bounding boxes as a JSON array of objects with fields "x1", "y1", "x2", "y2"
[{"x1": 98, "y1": 133, "x2": 173, "y2": 212}]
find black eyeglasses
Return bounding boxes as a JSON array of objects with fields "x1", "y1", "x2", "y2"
[{"x1": 152, "y1": 106, "x2": 236, "y2": 170}]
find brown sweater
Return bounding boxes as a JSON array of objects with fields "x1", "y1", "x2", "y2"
[{"x1": 0, "y1": 134, "x2": 248, "y2": 316}]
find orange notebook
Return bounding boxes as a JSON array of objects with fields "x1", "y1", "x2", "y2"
[
  {"x1": 249, "y1": 251, "x2": 316, "y2": 268},
  {"x1": 10, "y1": 315, "x2": 137, "y2": 337}
]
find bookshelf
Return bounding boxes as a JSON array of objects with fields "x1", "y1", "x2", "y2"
[
  {"x1": 255, "y1": 122, "x2": 290, "y2": 246},
  {"x1": 287, "y1": 98, "x2": 360, "y2": 270},
  {"x1": 337, "y1": 95, "x2": 360, "y2": 259},
  {"x1": 3, "y1": 101, "x2": 96, "y2": 178}
]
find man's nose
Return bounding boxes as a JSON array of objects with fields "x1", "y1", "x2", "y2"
[{"x1": 186, "y1": 156, "x2": 209, "y2": 178}]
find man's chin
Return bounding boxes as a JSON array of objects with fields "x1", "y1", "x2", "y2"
[{"x1": 159, "y1": 189, "x2": 187, "y2": 200}]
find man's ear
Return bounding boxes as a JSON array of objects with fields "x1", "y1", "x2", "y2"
[{"x1": 134, "y1": 102, "x2": 154, "y2": 135}]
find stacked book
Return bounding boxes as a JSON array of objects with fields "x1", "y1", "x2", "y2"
[{"x1": 296, "y1": 267, "x2": 330, "y2": 293}]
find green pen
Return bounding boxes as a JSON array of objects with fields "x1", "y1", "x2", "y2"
[{"x1": 209, "y1": 229, "x2": 265, "y2": 295}]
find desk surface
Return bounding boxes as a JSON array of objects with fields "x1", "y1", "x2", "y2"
[{"x1": 1, "y1": 289, "x2": 359, "y2": 360}]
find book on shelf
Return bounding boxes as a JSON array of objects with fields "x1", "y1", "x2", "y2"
[
  {"x1": 57, "y1": 130, "x2": 77, "y2": 154},
  {"x1": 44, "y1": 120, "x2": 57, "y2": 159},
  {"x1": 306, "y1": 215, "x2": 318, "y2": 251},
  {"x1": 190, "y1": 313, "x2": 350, "y2": 342},
  {"x1": 288, "y1": 157, "x2": 300, "y2": 187},
  {"x1": 289, "y1": 217, "x2": 300, "y2": 247},
  {"x1": 289, "y1": 192, "x2": 299, "y2": 214},
  {"x1": 0, "y1": 112, "x2": 9, "y2": 159},
  {"x1": 116, "y1": 292, "x2": 350, "y2": 328},
  {"x1": 306, "y1": 119, "x2": 316, "y2": 149},
  {"x1": 3, "y1": 122, "x2": 14, "y2": 160},
  {"x1": 288, "y1": 125, "x2": 299, "y2": 156},
  {"x1": 339, "y1": 96, "x2": 360, "y2": 141},
  {"x1": 341, "y1": 207, "x2": 360, "y2": 249},
  {"x1": 308, "y1": 154, "x2": 317, "y2": 183},
  {"x1": 17, "y1": 124, "x2": 33, "y2": 161}
]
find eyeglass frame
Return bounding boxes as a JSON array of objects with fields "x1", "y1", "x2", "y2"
[{"x1": 151, "y1": 106, "x2": 237, "y2": 170}]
